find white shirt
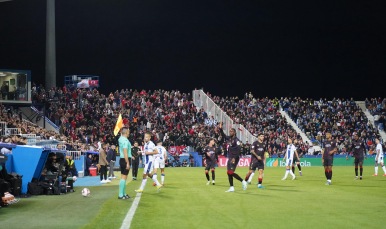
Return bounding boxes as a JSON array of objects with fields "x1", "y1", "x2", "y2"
[
  {"x1": 376, "y1": 143, "x2": 384, "y2": 158},
  {"x1": 144, "y1": 141, "x2": 156, "y2": 163},
  {"x1": 308, "y1": 147, "x2": 314, "y2": 155},
  {"x1": 155, "y1": 145, "x2": 167, "y2": 159},
  {"x1": 286, "y1": 144, "x2": 296, "y2": 160}
]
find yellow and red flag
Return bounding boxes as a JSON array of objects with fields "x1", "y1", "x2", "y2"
[{"x1": 114, "y1": 114, "x2": 123, "y2": 136}]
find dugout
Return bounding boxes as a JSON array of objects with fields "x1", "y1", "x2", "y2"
[{"x1": 4, "y1": 145, "x2": 67, "y2": 194}]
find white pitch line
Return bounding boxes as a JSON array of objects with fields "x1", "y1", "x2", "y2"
[{"x1": 120, "y1": 192, "x2": 142, "y2": 229}]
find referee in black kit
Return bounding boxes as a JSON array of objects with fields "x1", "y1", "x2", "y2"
[{"x1": 131, "y1": 142, "x2": 142, "y2": 180}]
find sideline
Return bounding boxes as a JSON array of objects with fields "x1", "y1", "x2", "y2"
[{"x1": 120, "y1": 191, "x2": 142, "y2": 229}]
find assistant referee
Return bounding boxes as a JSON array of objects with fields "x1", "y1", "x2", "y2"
[{"x1": 118, "y1": 127, "x2": 132, "y2": 200}]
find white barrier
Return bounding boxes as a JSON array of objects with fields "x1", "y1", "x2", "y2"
[
  {"x1": 5, "y1": 128, "x2": 21, "y2": 136},
  {"x1": 0, "y1": 122, "x2": 6, "y2": 136},
  {"x1": 193, "y1": 90, "x2": 257, "y2": 143},
  {"x1": 67, "y1": 151, "x2": 81, "y2": 160}
]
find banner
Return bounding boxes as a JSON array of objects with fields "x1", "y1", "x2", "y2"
[
  {"x1": 217, "y1": 157, "x2": 375, "y2": 168},
  {"x1": 265, "y1": 157, "x2": 375, "y2": 167},
  {"x1": 77, "y1": 79, "x2": 99, "y2": 88},
  {"x1": 218, "y1": 157, "x2": 251, "y2": 167},
  {"x1": 168, "y1": 146, "x2": 188, "y2": 156}
]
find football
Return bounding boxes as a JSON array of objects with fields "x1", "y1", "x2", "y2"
[{"x1": 82, "y1": 188, "x2": 90, "y2": 197}]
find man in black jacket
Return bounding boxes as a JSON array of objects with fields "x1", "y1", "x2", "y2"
[
  {"x1": 131, "y1": 142, "x2": 141, "y2": 180},
  {"x1": 107, "y1": 145, "x2": 117, "y2": 179}
]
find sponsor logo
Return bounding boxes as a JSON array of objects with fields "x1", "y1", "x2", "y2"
[
  {"x1": 218, "y1": 158, "x2": 251, "y2": 167},
  {"x1": 266, "y1": 159, "x2": 278, "y2": 167},
  {"x1": 278, "y1": 160, "x2": 311, "y2": 167}
]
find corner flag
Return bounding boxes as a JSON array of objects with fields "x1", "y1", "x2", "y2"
[{"x1": 114, "y1": 114, "x2": 123, "y2": 136}]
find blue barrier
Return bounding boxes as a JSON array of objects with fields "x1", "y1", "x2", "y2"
[
  {"x1": 191, "y1": 152, "x2": 202, "y2": 167},
  {"x1": 73, "y1": 155, "x2": 85, "y2": 174}
]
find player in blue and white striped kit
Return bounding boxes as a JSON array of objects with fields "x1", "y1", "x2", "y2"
[
  {"x1": 135, "y1": 132, "x2": 162, "y2": 193},
  {"x1": 152, "y1": 140, "x2": 168, "y2": 186},
  {"x1": 282, "y1": 138, "x2": 300, "y2": 180}
]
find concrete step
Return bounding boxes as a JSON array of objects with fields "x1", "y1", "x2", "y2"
[
  {"x1": 356, "y1": 101, "x2": 386, "y2": 142},
  {"x1": 280, "y1": 110, "x2": 321, "y2": 151}
]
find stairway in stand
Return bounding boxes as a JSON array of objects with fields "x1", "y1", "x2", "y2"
[
  {"x1": 356, "y1": 101, "x2": 386, "y2": 141},
  {"x1": 279, "y1": 110, "x2": 321, "y2": 151}
]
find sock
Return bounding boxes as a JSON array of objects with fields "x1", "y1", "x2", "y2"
[
  {"x1": 161, "y1": 174, "x2": 165, "y2": 184},
  {"x1": 289, "y1": 169, "x2": 295, "y2": 178},
  {"x1": 382, "y1": 165, "x2": 386, "y2": 174},
  {"x1": 355, "y1": 167, "x2": 358, "y2": 177},
  {"x1": 211, "y1": 170, "x2": 215, "y2": 181},
  {"x1": 292, "y1": 166, "x2": 295, "y2": 174},
  {"x1": 284, "y1": 169, "x2": 289, "y2": 179},
  {"x1": 297, "y1": 162, "x2": 301, "y2": 171},
  {"x1": 228, "y1": 174, "x2": 234, "y2": 186},
  {"x1": 152, "y1": 174, "x2": 161, "y2": 186},
  {"x1": 245, "y1": 175, "x2": 250, "y2": 182},
  {"x1": 140, "y1": 178, "x2": 148, "y2": 190},
  {"x1": 232, "y1": 173, "x2": 243, "y2": 182},
  {"x1": 205, "y1": 172, "x2": 210, "y2": 181},
  {"x1": 119, "y1": 179, "x2": 125, "y2": 197},
  {"x1": 329, "y1": 170, "x2": 332, "y2": 180},
  {"x1": 248, "y1": 171, "x2": 255, "y2": 182},
  {"x1": 375, "y1": 166, "x2": 378, "y2": 175},
  {"x1": 360, "y1": 166, "x2": 363, "y2": 177},
  {"x1": 325, "y1": 170, "x2": 328, "y2": 179},
  {"x1": 258, "y1": 178, "x2": 263, "y2": 186}
]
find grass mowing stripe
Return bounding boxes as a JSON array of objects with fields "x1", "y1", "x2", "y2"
[{"x1": 131, "y1": 166, "x2": 386, "y2": 229}]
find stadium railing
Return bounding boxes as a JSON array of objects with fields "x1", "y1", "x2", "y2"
[{"x1": 193, "y1": 89, "x2": 257, "y2": 144}]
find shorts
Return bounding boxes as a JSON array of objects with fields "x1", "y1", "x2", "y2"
[
  {"x1": 154, "y1": 157, "x2": 165, "y2": 169},
  {"x1": 227, "y1": 157, "x2": 239, "y2": 172},
  {"x1": 143, "y1": 161, "x2": 154, "y2": 174},
  {"x1": 293, "y1": 157, "x2": 298, "y2": 163},
  {"x1": 249, "y1": 160, "x2": 264, "y2": 171},
  {"x1": 285, "y1": 158, "x2": 293, "y2": 167},
  {"x1": 323, "y1": 158, "x2": 333, "y2": 166},
  {"x1": 354, "y1": 157, "x2": 364, "y2": 164},
  {"x1": 119, "y1": 158, "x2": 131, "y2": 175},
  {"x1": 376, "y1": 156, "x2": 384, "y2": 164},
  {"x1": 205, "y1": 162, "x2": 215, "y2": 170}
]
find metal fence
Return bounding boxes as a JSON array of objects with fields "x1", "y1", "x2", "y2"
[
  {"x1": 0, "y1": 122, "x2": 6, "y2": 136},
  {"x1": 193, "y1": 90, "x2": 257, "y2": 144},
  {"x1": 67, "y1": 151, "x2": 81, "y2": 160},
  {"x1": 5, "y1": 128, "x2": 21, "y2": 136}
]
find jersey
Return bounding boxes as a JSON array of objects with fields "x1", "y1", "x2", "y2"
[
  {"x1": 144, "y1": 141, "x2": 156, "y2": 164},
  {"x1": 323, "y1": 140, "x2": 337, "y2": 159},
  {"x1": 118, "y1": 136, "x2": 131, "y2": 158},
  {"x1": 251, "y1": 141, "x2": 266, "y2": 163},
  {"x1": 155, "y1": 145, "x2": 167, "y2": 160},
  {"x1": 203, "y1": 146, "x2": 216, "y2": 164},
  {"x1": 220, "y1": 129, "x2": 240, "y2": 158},
  {"x1": 295, "y1": 143, "x2": 302, "y2": 154},
  {"x1": 286, "y1": 144, "x2": 296, "y2": 160},
  {"x1": 376, "y1": 143, "x2": 384, "y2": 158},
  {"x1": 350, "y1": 141, "x2": 366, "y2": 158}
]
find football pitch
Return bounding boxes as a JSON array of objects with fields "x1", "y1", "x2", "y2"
[{"x1": 2, "y1": 166, "x2": 386, "y2": 229}]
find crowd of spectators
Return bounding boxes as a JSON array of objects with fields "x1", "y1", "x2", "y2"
[
  {"x1": 283, "y1": 97, "x2": 382, "y2": 155},
  {"x1": 208, "y1": 92, "x2": 310, "y2": 156},
  {"x1": 365, "y1": 97, "x2": 386, "y2": 131}
]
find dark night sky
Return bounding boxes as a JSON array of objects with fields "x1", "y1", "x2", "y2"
[{"x1": 1, "y1": 0, "x2": 385, "y2": 100}]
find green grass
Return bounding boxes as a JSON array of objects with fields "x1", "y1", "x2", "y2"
[{"x1": 1, "y1": 167, "x2": 386, "y2": 229}]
